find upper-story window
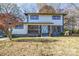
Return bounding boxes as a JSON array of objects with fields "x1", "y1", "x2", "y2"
[
  {"x1": 30, "y1": 15, "x2": 39, "y2": 20},
  {"x1": 52, "y1": 16, "x2": 61, "y2": 20},
  {"x1": 15, "y1": 25, "x2": 24, "y2": 29}
]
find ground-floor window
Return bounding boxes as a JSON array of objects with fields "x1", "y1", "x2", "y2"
[
  {"x1": 28, "y1": 25, "x2": 63, "y2": 36},
  {"x1": 52, "y1": 26, "x2": 62, "y2": 32},
  {"x1": 51, "y1": 26, "x2": 63, "y2": 36},
  {"x1": 15, "y1": 25, "x2": 24, "y2": 29},
  {"x1": 57, "y1": 26, "x2": 62, "y2": 32},
  {"x1": 28, "y1": 25, "x2": 40, "y2": 34}
]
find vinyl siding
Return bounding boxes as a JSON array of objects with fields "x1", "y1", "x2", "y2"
[
  {"x1": 12, "y1": 25, "x2": 28, "y2": 34},
  {"x1": 28, "y1": 15, "x2": 63, "y2": 25}
]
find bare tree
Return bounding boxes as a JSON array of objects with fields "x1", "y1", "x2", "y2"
[
  {"x1": 71, "y1": 3, "x2": 79, "y2": 11},
  {"x1": 0, "y1": 3, "x2": 25, "y2": 40},
  {"x1": 20, "y1": 3, "x2": 38, "y2": 13}
]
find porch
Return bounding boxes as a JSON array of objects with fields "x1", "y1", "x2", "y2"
[{"x1": 26, "y1": 23, "x2": 63, "y2": 37}]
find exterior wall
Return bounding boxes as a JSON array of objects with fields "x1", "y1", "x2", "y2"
[
  {"x1": 12, "y1": 25, "x2": 28, "y2": 34},
  {"x1": 12, "y1": 14, "x2": 64, "y2": 36},
  {"x1": 12, "y1": 17, "x2": 28, "y2": 34},
  {"x1": 28, "y1": 15, "x2": 63, "y2": 25}
]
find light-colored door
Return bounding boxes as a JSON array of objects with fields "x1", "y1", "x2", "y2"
[{"x1": 41, "y1": 25, "x2": 48, "y2": 36}]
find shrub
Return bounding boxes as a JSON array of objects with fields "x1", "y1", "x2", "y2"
[
  {"x1": 60, "y1": 32, "x2": 65, "y2": 36},
  {"x1": 68, "y1": 29, "x2": 77, "y2": 34},
  {"x1": 76, "y1": 30, "x2": 79, "y2": 34},
  {"x1": 69, "y1": 29, "x2": 79, "y2": 34},
  {"x1": 64, "y1": 28, "x2": 69, "y2": 31}
]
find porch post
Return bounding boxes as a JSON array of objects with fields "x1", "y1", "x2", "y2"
[
  {"x1": 40, "y1": 25, "x2": 42, "y2": 37},
  {"x1": 61, "y1": 26, "x2": 63, "y2": 32},
  {"x1": 49, "y1": 25, "x2": 52, "y2": 37}
]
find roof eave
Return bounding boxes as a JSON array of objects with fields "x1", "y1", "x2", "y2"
[{"x1": 25, "y1": 13, "x2": 67, "y2": 16}]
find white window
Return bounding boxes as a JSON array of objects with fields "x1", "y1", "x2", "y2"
[
  {"x1": 15, "y1": 25, "x2": 24, "y2": 29},
  {"x1": 30, "y1": 15, "x2": 39, "y2": 20},
  {"x1": 52, "y1": 16, "x2": 61, "y2": 20}
]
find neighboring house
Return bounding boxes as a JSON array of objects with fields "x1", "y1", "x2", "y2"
[{"x1": 12, "y1": 13, "x2": 66, "y2": 36}]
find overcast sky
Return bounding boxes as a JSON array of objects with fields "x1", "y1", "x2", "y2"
[{"x1": 17, "y1": 3, "x2": 79, "y2": 13}]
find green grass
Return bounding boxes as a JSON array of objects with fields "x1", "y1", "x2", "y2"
[{"x1": 0, "y1": 37, "x2": 79, "y2": 56}]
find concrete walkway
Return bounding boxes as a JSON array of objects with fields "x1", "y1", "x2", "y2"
[{"x1": 0, "y1": 37, "x2": 9, "y2": 41}]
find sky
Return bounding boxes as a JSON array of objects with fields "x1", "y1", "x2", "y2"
[
  {"x1": 17, "y1": 3, "x2": 79, "y2": 13},
  {"x1": 17, "y1": 3, "x2": 38, "y2": 13}
]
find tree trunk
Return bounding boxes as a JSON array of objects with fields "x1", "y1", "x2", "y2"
[
  {"x1": 8, "y1": 28, "x2": 12, "y2": 40},
  {"x1": 8, "y1": 30, "x2": 12, "y2": 40},
  {"x1": 5, "y1": 28, "x2": 12, "y2": 40}
]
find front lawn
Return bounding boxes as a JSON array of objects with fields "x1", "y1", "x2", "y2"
[{"x1": 0, "y1": 37, "x2": 79, "y2": 56}]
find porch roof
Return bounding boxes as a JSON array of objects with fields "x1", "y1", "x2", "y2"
[
  {"x1": 25, "y1": 13, "x2": 67, "y2": 16},
  {"x1": 23, "y1": 22, "x2": 54, "y2": 25}
]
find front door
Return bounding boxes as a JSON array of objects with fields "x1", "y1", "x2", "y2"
[{"x1": 41, "y1": 25, "x2": 49, "y2": 36}]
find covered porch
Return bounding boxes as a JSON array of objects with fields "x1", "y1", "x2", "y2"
[{"x1": 25, "y1": 23, "x2": 63, "y2": 37}]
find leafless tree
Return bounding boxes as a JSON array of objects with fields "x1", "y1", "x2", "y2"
[{"x1": 0, "y1": 3, "x2": 25, "y2": 40}]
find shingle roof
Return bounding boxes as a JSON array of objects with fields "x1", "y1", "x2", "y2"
[{"x1": 39, "y1": 5, "x2": 56, "y2": 13}]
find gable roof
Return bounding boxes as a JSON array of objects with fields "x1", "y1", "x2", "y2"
[{"x1": 39, "y1": 5, "x2": 56, "y2": 13}]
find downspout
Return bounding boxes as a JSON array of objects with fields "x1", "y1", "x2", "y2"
[
  {"x1": 27, "y1": 14, "x2": 29, "y2": 34},
  {"x1": 62, "y1": 15, "x2": 64, "y2": 32}
]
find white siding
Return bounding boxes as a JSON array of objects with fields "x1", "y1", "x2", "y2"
[
  {"x1": 28, "y1": 15, "x2": 63, "y2": 25},
  {"x1": 23, "y1": 19, "x2": 27, "y2": 22},
  {"x1": 12, "y1": 16, "x2": 28, "y2": 34},
  {"x1": 12, "y1": 15, "x2": 64, "y2": 35},
  {"x1": 12, "y1": 25, "x2": 28, "y2": 34}
]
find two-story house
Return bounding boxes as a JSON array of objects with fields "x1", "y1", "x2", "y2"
[{"x1": 12, "y1": 13, "x2": 66, "y2": 37}]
